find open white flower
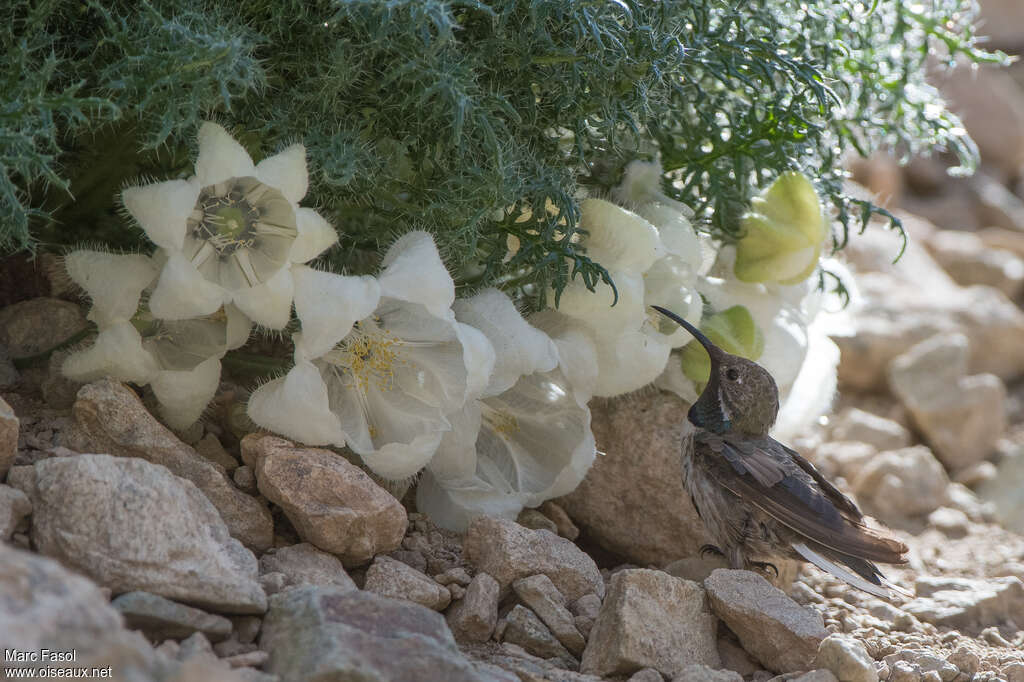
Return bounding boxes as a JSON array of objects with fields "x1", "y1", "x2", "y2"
[
  {"x1": 417, "y1": 290, "x2": 597, "y2": 531},
  {"x1": 122, "y1": 122, "x2": 338, "y2": 329},
  {"x1": 61, "y1": 249, "x2": 252, "y2": 429},
  {"x1": 247, "y1": 231, "x2": 495, "y2": 480}
]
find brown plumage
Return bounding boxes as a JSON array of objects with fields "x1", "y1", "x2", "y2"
[{"x1": 653, "y1": 306, "x2": 909, "y2": 599}]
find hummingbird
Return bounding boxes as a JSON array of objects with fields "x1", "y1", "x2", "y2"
[{"x1": 652, "y1": 305, "x2": 909, "y2": 599}]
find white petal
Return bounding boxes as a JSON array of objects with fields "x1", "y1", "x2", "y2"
[
  {"x1": 247, "y1": 360, "x2": 347, "y2": 446},
  {"x1": 644, "y1": 257, "x2": 703, "y2": 348},
  {"x1": 122, "y1": 179, "x2": 199, "y2": 251},
  {"x1": 637, "y1": 202, "x2": 704, "y2": 275},
  {"x1": 579, "y1": 198, "x2": 663, "y2": 273},
  {"x1": 454, "y1": 289, "x2": 557, "y2": 397},
  {"x1": 546, "y1": 322, "x2": 599, "y2": 403},
  {"x1": 195, "y1": 122, "x2": 256, "y2": 187},
  {"x1": 230, "y1": 267, "x2": 295, "y2": 329},
  {"x1": 415, "y1": 471, "x2": 523, "y2": 532},
  {"x1": 224, "y1": 304, "x2": 253, "y2": 350},
  {"x1": 149, "y1": 250, "x2": 226, "y2": 320},
  {"x1": 378, "y1": 231, "x2": 454, "y2": 318},
  {"x1": 292, "y1": 266, "x2": 380, "y2": 359},
  {"x1": 426, "y1": 402, "x2": 483, "y2": 482},
  {"x1": 360, "y1": 432, "x2": 444, "y2": 481},
  {"x1": 592, "y1": 327, "x2": 672, "y2": 398},
  {"x1": 150, "y1": 355, "x2": 222, "y2": 429},
  {"x1": 653, "y1": 351, "x2": 700, "y2": 404},
  {"x1": 290, "y1": 207, "x2": 338, "y2": 263},
  {"x1": 555, "y1": 269, "x2": 646, "y2": 332},
  {"x1": 454, "y1": 322, "x2": 497, "y2": 404},
  {"x1": 772, "y1": 326, "x2": 839, "y2": 443},
  {"x1": 64, "y1": 250, "x2": 157, "y2": 323},
  {"x1": 256, "y1": 143, "x2": 308, "y2": 203},
  {"x1": 61, "y1": 319, "x2": 159, "y2": 384}
]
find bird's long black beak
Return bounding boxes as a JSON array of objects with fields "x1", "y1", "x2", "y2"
[{"x1": 651, "y1": 305, "x2": 721, "y2": 361}]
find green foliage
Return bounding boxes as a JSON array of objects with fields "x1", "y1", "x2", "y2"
[{"x1": 0, "y1": 0, "x2": 1009, "y2": 305}]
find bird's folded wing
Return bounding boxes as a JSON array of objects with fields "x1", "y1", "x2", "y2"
[{"x1": 696, "y1": 433, "x2": 907, "y2": 564}]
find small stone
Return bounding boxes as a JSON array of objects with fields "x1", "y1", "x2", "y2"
[
  {"x1": 13, "y1": 454, "x2": 266, "y2": 614},
  {"x1": 890, "y1": 660, "x2": 922, "y2": 682},
  {"x1": 503, "y1": 604, "x2": 575, "y2": 662},
  {"x1": 65, "y1": 380, "x2": 273, "y2": 551},
  {"x1": 449, "y1": 583, "x2": 466, "y2": 600},
  {"x1": 851, "y1": 446, "x2": 950, "y2": 523},
  {"x1": 464, "y1": 516, "x2": 603, "y2": 601},
  {"x1": 704, "y1": 569, "x2": 827, "y2": 673},
  {"x1": 887, "y1": 333, "x2": 1006, "y2": 472},
  {"x1": 258, "y1": 543, "x2": 357, "y2": 592},
  {"x1": 538, "y1": 501, "x2": 580, "y2": 541},
  {"x1": 260, "y1": 586, "x2": 501, "y2": 681},
  {"x1": 0, "y1": 395, "x2": 17, "y2": 479},
  {"x1": 569, "y1": 594, "x2": 602, "y2": 620},
  {"x1": 196, "y1": 433, "x2": 239, "y2": 472},
  {"x1": 213, "y1": 637, "x2": 257, "y2": 658},
  {"x1": 112, "y1": 591, "x2": 233, "y2": 642},
  {"x1": 830, "y1": 409, "x2": 912, "y2": 452},
  {"x1": 671, "y1": 664, "x2": 743, "y2": 682},
  {"x1": 581, "y1": 569, "x2": 719, "y2": 678},
  {"x1": 791, "y1": 672, "x2": 840, "y2": 682},
  {"x1": 1001, "y1": 663, "x2": 1024, "y2": 682},
  {"x1": 629, "y1": 668, "x2": 665, "y2": 682},
  {"x1": 980, "y1": 626, "x2": 1013, "y2": 648},
  {"x1": 233, "y1": 465, "x2": 257, "y2": 493},
  {"x1": 435, "y1": 567, "x2": 472, "y2": 586},
  {"x1": 518, "y1": 508, "x2": 558, "y2": 534},
  {"x1": 813, "y1": 634, "x2": 879, "y2": 682},
  {"x1": 446, "y1": 572, "x2": 500, "y2": 643},
  {"x1": 245, "y1": 434, "x2": 407, "y2": 566},
  {"x1": 364, "y1": 555, "x2": 451, "y2": 611},
  {"x1": 903, "y1": 576, "x2": 1024, "y2": 629},
  {"x1": 389, "y1": 549, "x2": 429, "y2": 574},
  {"x1": 717, "y1": 635, "x2": 762, "y2": 678},
  {"x1": 952, "y1": 461, "x2": 997, "y2": 487},
  {"x1": 230, "y1": 616, "x2": 262, "y2": 645},
  {"x1": 223, "y1": 650, "x2": 269, "y2": 669},
  {"x1": 927, "y1": 508, "x2": 970, "y2": 538},
  {"x1": 0, "y1": 484, "x2": 30, "y2": 540},
  {"x1": 0, "y1": 298, "x2": 87, "y2": 359},
  {"x1": 926, "y1": 230, "x2": 1024, "y2": 298},
  {"x1": 259, "y1": 572, "x2": 288, "y2": 597},
  {"x1": 513, "y1": 574, "x2": 586, "y2": 656},
  {"x1": 176, "y1": 631, "x2": 215, "y2": 661}
]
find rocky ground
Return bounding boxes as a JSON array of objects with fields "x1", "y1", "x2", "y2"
[{"x1": 6, "y1": 7, "x2": 1024, "y2": 682}]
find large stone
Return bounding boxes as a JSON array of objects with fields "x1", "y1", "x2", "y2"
[
  {"x1": 938, "y1": 65, "x2": 1024, "y2": 181},
  {"x1": 581, "y1": 569, "x2": 720, "y2": 678},
  {"x1": 556, "y1": 391, "x2": 707, "y2": 566},
  {"x1": 672, "y1": 665, "x2": 742, "y2": 682},
  {"x1": 850, "y1": 446, "x2": 950, "y2": 523},
  {"x1": 13, "y1": 454, "x2": 266, "y2": 614},
  {"x1": 464, "y1": 516, "x2": 604, "y2": 601},
  {"x1": 65, "y1": 380, "x2": 273, "y2": 551},
  {"x1": 364, "y1": 555, "x2": 452, "y2": 611},
  {"x1": 812, "y1": 635, "x2": 879, "y2": 682},
  {"x1": 0, "y1": 484, "x2": 29, "y2": 539},
  {"x1": 112, "y1": 591, "x2": 233, "y2": 642},
  {"x1": 704, "y1": 569, "x2": 827, "y2": 674},
  {"x1": 925, "y1": 230, "x2": 1024, "y2": 298},
  {"x1": 513, "y1": 574, "x2": 586, "y2": 656},
  {"x1": 834, "y1": 218, "x2": 1024, "y2": 390},
  {"x1": 976, "y1": 446, "x2": 1024, "y2": 534},
  {"x1": 447, "y1": 572, "x2": 500, "y2": 643},
  {"x1": 977, "y1": 0, "x2": 1024, "y2": 51},
  {"x1": 0, "y1": 395, "x2": 17, "y2": 479},
  {"x1": 888, "y1": 333, "x2": 1006, "y2": 471},
  {"x1": 0, "y1": 298, "x2": 88, "y2": 359},
  {"x1": 258, "y1": 542, "x2": 357, "y2": 592},
  {"x1": 902, "y1": 576, "x2": 1024, "y2": 630},
  {"x1": 260, "y1": 586, "x2": 503, "y2": 681},
  {"x1": 828, "y1": 408, "x2": 911, "y2": 453},
  {"x1": 0, "y1": 547, "x2": 164, "y2": 678},
  {"x1": 245, "y1": 434, "x2": 407, "y2": 566},
  {"x1": 503, "y1": 604, "x2": 575, "y2": 662}
]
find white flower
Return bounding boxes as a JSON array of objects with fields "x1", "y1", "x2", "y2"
[
  {"x1": 122, "y1": 122, "x2": 338, "y2": 329},
  {"x1": 247, "y1": 231, "x2": 495, "y2": 481},
  {"x1": 555, "y1": 197, "x2": 705, "y2": 397},
  {"x1": 417, "y1": 290, "x2": 597, "y2": 531},
  {"x1": 61, "y1": 250, "x2": 252, "y2": 429}
]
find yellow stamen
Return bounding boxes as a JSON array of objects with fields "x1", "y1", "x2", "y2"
[{"x1": 324, "y1": 317, "x2": 405, "y2": 392}]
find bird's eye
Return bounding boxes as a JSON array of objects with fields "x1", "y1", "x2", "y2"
[{"x1": 725, "y1": 367, "x2": 740, "y2": 381}]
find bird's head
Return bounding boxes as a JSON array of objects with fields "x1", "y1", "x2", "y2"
[{"x1": 652, "y1": 305, "x2": 779, "y2": 436}]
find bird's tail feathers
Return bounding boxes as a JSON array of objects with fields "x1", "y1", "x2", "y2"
[{"x1": 792, "y1": 541, "x2": 911, "y2": 601}]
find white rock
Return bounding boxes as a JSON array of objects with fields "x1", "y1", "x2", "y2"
[
  {"x1": 258, "y1": 543, "x2": 357, "y2": 592},
  {"x1": 447, "y1": 572, "x2": 500, "y2": 643},
  {"x1": 925, "y1": 230, "x2": 1024, "y2": 298},
  {"x1": 364, "y1": 555, "x2": 452, "y2": 611},
  {"x1": 851, "y1": 446, "x2": 950, "y2": 523},
  {"x1": 813, "y1": 634, "x2": 879, "y2": 682},
  {"x1": 888, "y1": 333, "x2": 1006, "y2": 472},
  {"x1": 903, "y1": 576, "x2": 1024, "y2": 630},
  {"x1": 512, "y1": 574, "x2": 586, "y2": 656},
  {"x1": 12, "y1": 454, "x2": 266, "y2": 613},
  {"x1": 829, "y1": 408, "x2": 912, "y2": 452}
]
